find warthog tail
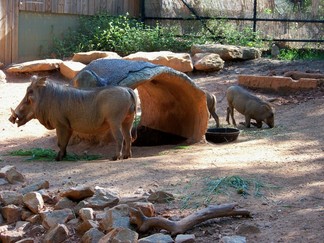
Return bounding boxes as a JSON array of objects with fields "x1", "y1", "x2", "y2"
[{"x1": 128, "y1": 88, "x2": 139, "y2": 142}]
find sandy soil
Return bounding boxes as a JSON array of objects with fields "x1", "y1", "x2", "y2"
[{"x1": 0, "y1": 59, "x2": 323, "y2": 242}]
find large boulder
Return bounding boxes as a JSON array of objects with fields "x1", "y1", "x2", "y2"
[
  {"x1": 192, "y1": 53, "x2": 224, "y2": 71},
  {"x1": 123, "y1": 51, "x2": 193, "y2": 72},
  {"x1": 72, "y1": 59, "x2": 208, "y2": 144},
  {"x1": 60, "y1": 61, "x2": 86, "y2": 80}
]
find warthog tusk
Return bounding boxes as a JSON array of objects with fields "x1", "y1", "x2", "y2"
[{"x1": 9, "y1": 108, "x2": 18, "y2": 124}]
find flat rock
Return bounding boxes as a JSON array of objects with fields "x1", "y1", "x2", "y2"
[
  {"x1": 72, "y1": 51, "x2": 121, "y2": 64},
  {"x1": 22, "y1": 192, "x2": 44, "y2": 214},
  {"x1": 191, "y1": 44, "x2": 261, "y2": 61},
  {"x1": 60, "y1": 185, "x2": 95, "y2": 201},
  {"x1": 124, "y1": 51, "x2": 193, "y2": 72},
  {"x1": 6, "y1": 59, "x2": 62, "y2": 73}
]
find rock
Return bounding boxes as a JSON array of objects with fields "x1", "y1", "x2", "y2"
[
  {"x1": 60, "y1": 185, "x2": 95, "y2": 201},
  {"x1": 192, "y1": 53, "x2": 224, "y2": 71},
  {"x1": 99, "y1": 204, "x2": 133, "y2": 232},
  {"x1": 43, "y1": 224, "x2": 69, "y2": 243},
  {"x1": 192, "y1": 44, "x2": 261, "y2": 61},
  {"x1": 15, "y1": 221, "x2": 31, "y2": 231},
  {"x1": 16, "y1": 238, "x2": 35, "y2": 243},
  {"x1": 19, "y1": 180, "x2": 49, "y2": 194},
  {"x1": 192, "y1": 44, "x2": 242, "y2": 61},
  {"x1": 175, "y1": 234, "x2": 196, "y2": 243},
  {"x1": 72, "y1": 51, "x2": 121, "y2": 64},
  {"x1": 27, "y1": 225, "x2": 46, "y2": 238},
  {"x1": 82, "y1": 228, "x2": 105, "y2": 243},
  {"x1": 6, "y1": 59, "x2": 62, "y2": 73},
  {"x1": 25, "y1": 214, "x2": 40, "y2": 224},
  {"x1": 40, "y1": 208, "x2": 75, "y2": 229},
  {"x1": 0, "y1": 229, "x2": 25, "y2": 243},
  {"x1": 131, "y1": 202, "x2": 155, "y2": 217},
  {"x1": 99, "y1": 227, "x2": 138, "y2": 243},
  {"x1": 79, "y1": 208, "x2": 94, "y2": 221},
  {"x1": 0, "y1": 165, "x2": 25, "y2": 184},
  {"x1": 138, "y1": 233, "x2": 173, "y2": 243},
  {"x1": 83, "y1": 186, "x2": 120, "y2": 210},
  {"x1": 59, "y1": 61, "x2": 86, "y2": 80},
  {"x1": 148, "y1": 191, "x2": 175, "y2": 203},
  {"x1": 0, "y1": 191, "x2": 23, "y2": 206},
  {"x1": 124, "y1": 51, "x2": 193, "y2": 72},
  {"x1": 23, "y1": 192, "x2": 44, "y2": 213},
  {"x1": 77, "y1": 219, "x2": 99, "y2": 234},
  {"x1": 220, "y1": 235, "x2": 246, "y2": 243},
  {"x1": 0, "y1": 225, "x2": 8, "y2": 233},
  {"x1": 241, "y1": 47, "x2": 261, "y2": 60},
  {"x1": 54, "y1": 197, "x2": 77, "y2": 210},
  {"x1": 0, "y1": 178, "x2": 9, "y2": 186},
  {"x1": 1, "y1": 204, "x2": 22, "y2": 224},
  {"x1": 21, "y1": 209, "x2": 33, "y2": 221},
  {"x1": 235, "y1": 224, "x2": 261, "y2": 234}
]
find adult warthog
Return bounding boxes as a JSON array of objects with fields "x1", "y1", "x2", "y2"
[
  {"x1": 9, "y1": 75, "x2": 137, "y2": 161},
  {"x1": 226, "y1": 85, "x2": 274, "y2": 128}
]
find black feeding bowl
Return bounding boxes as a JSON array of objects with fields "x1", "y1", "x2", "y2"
[{"x1": 205, "y1": 127, "x2": 240, "y2": 143}]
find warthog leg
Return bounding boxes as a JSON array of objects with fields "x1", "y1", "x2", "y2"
[
  {"x1": 55, "y1": 126, "x2": 72, "y2": 161},
  {"x1": 121, "y1": 117, "x2": 135, "y2": 159},
  {"x1": 110, "y1": 125, "x2": 124, "y2": 161},
  {"x1": 226, "y1": 106, "x2": 237, "y2": 127}
]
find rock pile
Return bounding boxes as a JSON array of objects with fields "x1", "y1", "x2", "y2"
[
  {"x1": 0, "y1": 165, "x2": 195, "y2": 242},
  {"x1": 0, "y1": 165, "x2": 252, "y2": 243}
]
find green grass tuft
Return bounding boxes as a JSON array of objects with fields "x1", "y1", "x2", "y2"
[{"x1": 8, "y1": 148, "x2": 101, "y2": 161}]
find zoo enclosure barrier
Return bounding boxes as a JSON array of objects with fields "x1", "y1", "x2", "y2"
[{"x1": 140, "y1": 0, "x2": 323, "y2": 45}]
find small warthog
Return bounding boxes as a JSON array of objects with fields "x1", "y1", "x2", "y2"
[
  {"x1": 226, "y1": 85, "x2": 274, "y2": 128},
  {"x1": 205, "y1": 91, "x2": 220, "y2": 127},
  {"x1": 9, "y1": 76, "x2": 137, "y2": 161}
]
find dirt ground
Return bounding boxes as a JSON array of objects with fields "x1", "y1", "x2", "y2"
[{"x1": 0, "y1": 58, "x2": 323, "y2": 242}]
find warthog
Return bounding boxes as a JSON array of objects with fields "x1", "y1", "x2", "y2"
[
  {"x1": 9, "y1": 76, "x2": 137, "y2": 161},
  {"x1": 226, "y1": 85, "x2": 274, "y2": 128},
  {"x1": 205, "y1": 91, "x2": 220, "y2": 127}
]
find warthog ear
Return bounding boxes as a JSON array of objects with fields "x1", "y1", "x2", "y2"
[{"x1": 37, "y1": 77, "x2": 47, "y2": 87}]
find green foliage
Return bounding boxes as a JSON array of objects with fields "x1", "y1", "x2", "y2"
[
  {"x1": 278, "y1": 48, "x2": 324, "y2": 60},
  {"x1": 8, "y1": 148, "x2": 101, "y2": 161},
  {"x1": 51, "y1": 14, "x2": 200, "y2": 58},
  {"x1": 204, "y1": 19, "x2": 266, "y2": 48},
  {"x1": 51, "y1": 13, "x2": 269, "y2": 59}
]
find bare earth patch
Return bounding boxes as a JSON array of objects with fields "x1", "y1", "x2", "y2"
[{"x1": 0, "y1": 59, "x2": 323, "y2": 242}]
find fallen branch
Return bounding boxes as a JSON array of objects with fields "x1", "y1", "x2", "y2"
[{"x1": 129, "y1": 203, "x2": 251, "y2": 235}]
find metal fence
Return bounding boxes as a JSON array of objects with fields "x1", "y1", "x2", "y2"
[{"x1": 141, "y1": 0, "x2": 324, "y2": 45}]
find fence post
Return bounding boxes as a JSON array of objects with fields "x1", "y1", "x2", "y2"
[
  {"x1": 140, "y1": 0, "x2": 145, "y2": 23},
  {"x1": 253, "y1": 0, "x2": 257, "y2": 32}
]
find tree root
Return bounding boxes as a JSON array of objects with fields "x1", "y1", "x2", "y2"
[{"x1": 129, "y1": 203, "x2": 251, "y2": 236}]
